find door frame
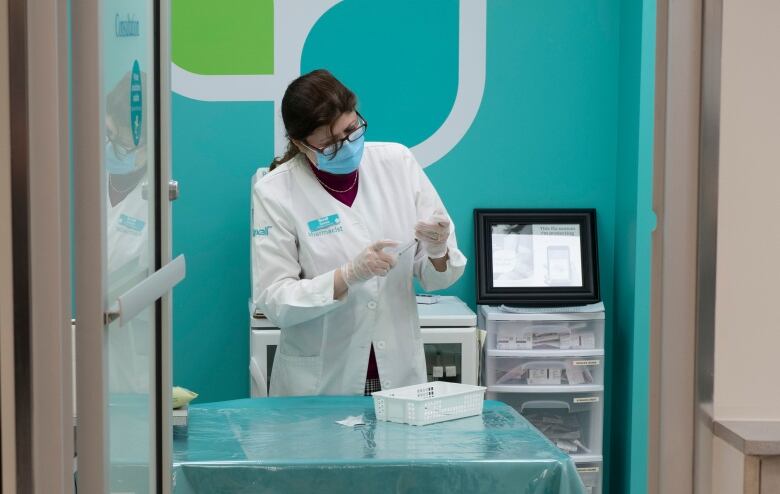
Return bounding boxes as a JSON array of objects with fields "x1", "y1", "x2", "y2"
[
  {"x1": 4, "y1": 0, "x2": 74, "y2": 492},
  {"x1": 649, "y1": 0, "x2": 704, "y2": 493},
  {"x1": 72, "y1": 0, "x2": 111, "y2": 488},
  {"x1": 158, "y1": 0, "x2": 174, "y2": 490},
  {"x1": 1, "y1": 0, "x2": 16, "y2": 490}
]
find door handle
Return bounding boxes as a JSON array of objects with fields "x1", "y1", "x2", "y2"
[
  {"x1": 169, "y1": 180, "x2": 179, "y2": 201},
  {"x1": 104, "y1": 255, "x2": 186, "y2": 326}
]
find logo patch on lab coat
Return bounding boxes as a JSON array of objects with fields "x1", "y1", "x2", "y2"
[
  {"x1": 118, "y1": 213, "x2": 145, "y2": 233},
  {"x1": 252, "y1": 225, "x2": 272, "y2": 238},
  {"x1": 307, "y1": 214, "x2": 343, "y2": 237}
]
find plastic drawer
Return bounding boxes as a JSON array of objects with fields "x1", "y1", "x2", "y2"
[
  {"x1": 576, "y1": 461, "x2": 603, "y2": 494},
  {"x1": 490, "y1": 391, "x2": 603, "y2": 457},
  {"x1": 485, "y1": 353, "x2": 604, "y2": 388},
  {"x1": 479, "y1": 310, "x2": 605, "y2": 352}
]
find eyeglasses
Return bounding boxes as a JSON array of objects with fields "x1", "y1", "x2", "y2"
[{"x1": 304, "y1": 112, "x2": 367, "y2": 158}]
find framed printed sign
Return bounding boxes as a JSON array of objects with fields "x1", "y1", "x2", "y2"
[{"x1": 475, "y1": 209, "x2": 600, "y2": 306}]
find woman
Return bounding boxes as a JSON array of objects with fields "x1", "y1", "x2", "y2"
[
  {"x1": 252, "y1": 69, "x2": 466, "y2": 396},
  {"x1": 105, "y1": 70, "x2": 151, "y2": 393}
]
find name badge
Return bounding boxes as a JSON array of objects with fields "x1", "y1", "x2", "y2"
[
  {"x1": 118, "y1": 213, "x2": 145, "y2": 233},
  {"x1": 307, "y1": 214, "x2": 343, "y2": 237}
]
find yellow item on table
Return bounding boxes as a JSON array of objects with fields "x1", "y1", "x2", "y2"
[{"x1": 173, "y1": 386, "x2": 198, "y2": 409}]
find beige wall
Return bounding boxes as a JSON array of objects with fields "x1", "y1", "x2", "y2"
[{"x1": 714, "y1": 0, "x2": 780, "y2": 420}]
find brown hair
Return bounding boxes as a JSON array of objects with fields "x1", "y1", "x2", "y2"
[{"x1": 270, "y1": 69, "x2": 357, "y2": 170}]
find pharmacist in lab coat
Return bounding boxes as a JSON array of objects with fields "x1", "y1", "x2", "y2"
[
  {"x1": 252, "y1": 69, "x2": 466, "y2": 396},
  {"x1": 105, "y1": 71, "x2": 152, "y2": 394}
]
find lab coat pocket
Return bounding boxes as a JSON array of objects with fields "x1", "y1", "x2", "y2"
[{"x1": 274, "y1": 352, "x2": 322, "y2": 396}]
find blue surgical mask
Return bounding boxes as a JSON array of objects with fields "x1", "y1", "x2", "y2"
[
  {"x1": 105, "y1": 141, "x2": 138, "y2": 175},
  {"x1": 313, "y1": 134, "x2": 365, "y2": 175}
]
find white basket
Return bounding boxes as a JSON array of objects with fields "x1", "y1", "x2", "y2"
[{"x1": 372, "y1": 381, "x2": 486, "y2": 426}]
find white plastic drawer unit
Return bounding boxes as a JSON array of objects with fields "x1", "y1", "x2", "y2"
[
  {"x1": 479, "y1": 306, "x2": 605, "y2": 352},
  {"x1": 576, "y1": 461, "x2": 603, "y2": 494},
  {"x1": 485, "y1": 353, "x2": 605, "y2": 390},
  {"x1": 489, "y1": 391, "x2": 604, "y2": 461}
]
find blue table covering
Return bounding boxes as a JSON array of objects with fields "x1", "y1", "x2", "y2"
[{"x1": 172, "y1": 397, "x2": 585, "y2": 494}]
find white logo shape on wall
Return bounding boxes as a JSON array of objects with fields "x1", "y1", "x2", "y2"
[{"x1": 171, "y1": 0, "x2": 486, "y2": 168}]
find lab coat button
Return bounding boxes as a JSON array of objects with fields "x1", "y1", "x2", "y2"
[
  {"x1": 367, "y1": 301, "x2": 377, "y2": 310},
  {"x1": 376, "y1": 341, "x2": 386, "y2": 350},
  {"x1": 382, "y1": 380, "x2": 391, "y2": 388}
]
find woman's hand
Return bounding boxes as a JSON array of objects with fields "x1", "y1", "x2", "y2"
[
  {"x1": 340, "y1": 240, "x2": 400, "y2": 287},
  {"x1": 415, "y1": 211, "x2": 450, "y2": 259}
]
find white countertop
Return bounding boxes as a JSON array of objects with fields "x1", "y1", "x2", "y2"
[
  {"x1": 251, "y1": 295, "x2": 477, "y2": 328},
  {"x1": 417, "y1": 296, "x2": 476, "y2": 327},
  {"x1": 714, "y1": 420, "x2": 780, "y2": 456}
]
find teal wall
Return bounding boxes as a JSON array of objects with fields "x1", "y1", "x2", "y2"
[
  {"x1": 301, "y1": 1, "x2": 459, "y2": 148},
  {"x1": 171, "y1": 2, "x2": 654, "y2": 492},
  {"x1": 172, "y1": 97, "x2": 274, "y2": 404},
  {"x1": 612, "y1": 0, "x2": 656, "y2": 492}
]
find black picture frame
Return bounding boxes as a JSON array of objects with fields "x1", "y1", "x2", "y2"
[{"x1": 474, "y1": 209, "x2": 600, "y2": 306}]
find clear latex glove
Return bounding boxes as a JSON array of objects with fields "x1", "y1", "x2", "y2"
[
  {"x1": 415, "y1": 211, "x2": 450, "y2": 259},
  {"x1": 340, "y1": 240, "x2": 400, "y2": 287}
]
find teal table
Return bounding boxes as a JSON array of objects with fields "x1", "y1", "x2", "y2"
[{"x1": 172, "y1": 397, "x2": 585, "y2": 494}]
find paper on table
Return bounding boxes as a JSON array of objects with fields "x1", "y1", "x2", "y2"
[{"x1": 336, "y1": 415, "x2": 365, "y2": 427}]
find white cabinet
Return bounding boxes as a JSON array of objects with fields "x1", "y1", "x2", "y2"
[
  {"x1": 479, "y1": 305, "x2": 606, "y2": 493},
  {"x1": 249, "y1": 296, "x2": 479, "y2": 397}
]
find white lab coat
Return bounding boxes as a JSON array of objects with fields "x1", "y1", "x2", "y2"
[
  {"x1": 252, "y1": 142, "x2": 466, "y2": 396},
  {"x1": 106, "y1": 178, "x2": 151, "y2": 394}
]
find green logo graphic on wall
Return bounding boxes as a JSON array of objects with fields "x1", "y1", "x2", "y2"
[
  {"x1": 170, "y1": 0, "x2": 487, "y2": 169},
  {"x1": 130, "y1": 59, "x2": 143, "y2": 146}
]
